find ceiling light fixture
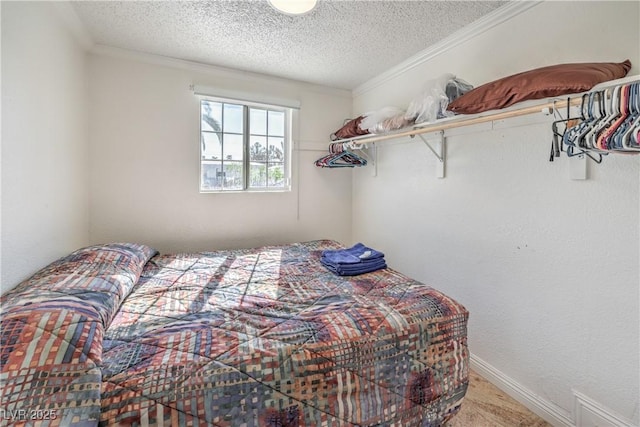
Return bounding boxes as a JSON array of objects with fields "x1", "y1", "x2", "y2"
[{"x1": 268, "y1": 0, "x2": 317, "y2": 16}]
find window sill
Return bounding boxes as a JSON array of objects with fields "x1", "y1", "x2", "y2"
[{"x1": 199, "y1": 188, "x2": 292, "y2": 194}]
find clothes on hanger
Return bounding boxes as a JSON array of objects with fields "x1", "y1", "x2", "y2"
[
  {"x1": 314, "y1": 142, "x2": 368, "y2": 168},
  {"x1": 561, "y1": 81, "x2": 640, "y2": 157}
]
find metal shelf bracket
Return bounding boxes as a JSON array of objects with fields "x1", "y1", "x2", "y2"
[{"x1": 417, "y1": 131, "x2": 446, "y2": 178}]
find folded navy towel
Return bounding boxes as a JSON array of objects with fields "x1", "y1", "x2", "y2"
[
  {"x1": 321, "y1": 243, "x2": 386, "y2": 276},
  {"x1": 324, "y1": 258, "x2": 387, "y2": 276},
  {"x1": 321, "y1": 243, "x2": 385, "y2": 265}
]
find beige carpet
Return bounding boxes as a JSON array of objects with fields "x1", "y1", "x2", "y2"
[{"x1": 447, "y1": 370, "x2": 551, "y2": 427}]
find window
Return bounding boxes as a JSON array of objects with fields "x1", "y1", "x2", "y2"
[{"x1": 200, "y1": 98, "x2": 291, "y2": 192}]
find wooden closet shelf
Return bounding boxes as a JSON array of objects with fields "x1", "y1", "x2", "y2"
[
  {"x1": 325, "y1": 75, "x2": 639, "y2": 179},
  {"x1": 333, "y1": 96, "x2": 582, "y2": 147}
]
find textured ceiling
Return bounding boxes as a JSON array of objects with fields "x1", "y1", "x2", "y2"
[{"x1": 72, "y1": 0, "x2": 507, "y2": 90}]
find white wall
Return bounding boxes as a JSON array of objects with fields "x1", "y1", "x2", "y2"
[
  {"x1": 352, "y1": 1, "x2": 639, "y2": 425},
  {"x1": 1, "y1": 2, "x2": 89, "y2": 293},
  {"x1": 2, "y1": 1, "x2": 637, "y2": 422},
  {"x1": 88, "y1": 51, "x2": 353, "y2": 253}
]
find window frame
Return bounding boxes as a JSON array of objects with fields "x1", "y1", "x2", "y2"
[{"x1": 199, "y1": 95, "x2": 292, "y2": 193}]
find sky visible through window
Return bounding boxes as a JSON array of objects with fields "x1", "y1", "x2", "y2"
[{"x1": 201, "y1": 100, "x2": 287, "y2": 191}]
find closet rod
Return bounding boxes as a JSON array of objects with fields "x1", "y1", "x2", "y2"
[{"x1": 337, "y1": 97, "x2": 583, "y2": 146}]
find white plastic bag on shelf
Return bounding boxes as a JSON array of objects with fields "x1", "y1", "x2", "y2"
[
  {"x1": 405, "y1": 74, "x2": 473, "y2": 124},
  {"x1": 360, "y1": 106, "x2": 411, "y2": 134},
  {"x1": 374, "y1": 113, "x2": 412, "y2": 133},
  {"x1": 445, "y1": 77, "x2": 473, "y2": 106}
]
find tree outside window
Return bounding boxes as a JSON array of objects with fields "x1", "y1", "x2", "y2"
[{"x1": 200, "y1": 99, "x2": 291, "y2": 192}]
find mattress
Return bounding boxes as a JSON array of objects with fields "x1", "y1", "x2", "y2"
[{"x1": 0, "y1": 240, "x2": 469, "y2": 426}]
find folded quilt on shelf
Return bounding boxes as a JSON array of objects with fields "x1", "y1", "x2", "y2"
[{"x1": 321, "y1": 242, "x2": 387, "y2": 276}]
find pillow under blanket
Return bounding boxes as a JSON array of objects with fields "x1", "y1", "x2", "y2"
[{"x1": 447, "y1": 59, "x2": 632, "y2": 114}]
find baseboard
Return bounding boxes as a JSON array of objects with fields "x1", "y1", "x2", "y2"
[
  {"x1": 573, "y1": 391, "x2": 637, "y2": 427},
  {"x1": 470, "y1": 354, "x2": 573, "y2": 426},
  {"x1": 470, "y1": 354, "x2": 636, "y2": 427}
]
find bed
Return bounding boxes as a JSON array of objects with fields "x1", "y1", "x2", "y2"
[{"x1": 0, "y1": 240, "x2": 469, "y2": 426}]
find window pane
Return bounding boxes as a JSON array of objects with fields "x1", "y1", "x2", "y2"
[
  {"x1": 202, "y1": 101, "x2": 222, "y2": 132},
  {"x1": 268, "y1": 110, "x2": 285, "y2": 136},
  {"x1": 202, "y1": 133, "x2": 222, "y2": 160},
  {"x1": 223, "y1": 134, "x2": 244, "y2": 161},
  {"x1": 250, "y1": 163, "x2": 267, "y2": 188},
  {"x1": 249, "y1": 136, "x2": 267, "y2": 161},
  {"x1": 201, "y1": 161, "x2": 223, "y2": 191},
  {"x1": 223, "y1": 103, "x2": 243, "y2": 134},
  {"x1": 250, "y1": 108, "x2": 267, "y2": 135},
  {"x1": 200, "y1": 99, "x2": 291, "y2": 193},
  {"x1": 267, "y1": 137, "x2": 285, "y2": 161},
  {"x1": 223, "y1": 162, "x2": 244, "y2": 190},
  {"x1": 268, "y1": 163, "x2": 285, "y2": 187}
]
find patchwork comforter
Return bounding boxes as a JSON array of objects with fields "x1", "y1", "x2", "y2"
[{"x1": 1, "y1": 241, "x2": 469, "y2": 426}]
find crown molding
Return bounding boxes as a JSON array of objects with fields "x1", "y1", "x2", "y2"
[
  {"x1": 51, "y1": 2, "x2": 94, "y2": 51},
  {"x1": 353, "y1": 1, "x2": 543, "y2": 97},
  {"x1": 90, "y1": 44, "x2": 352, "y2": 99}
]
